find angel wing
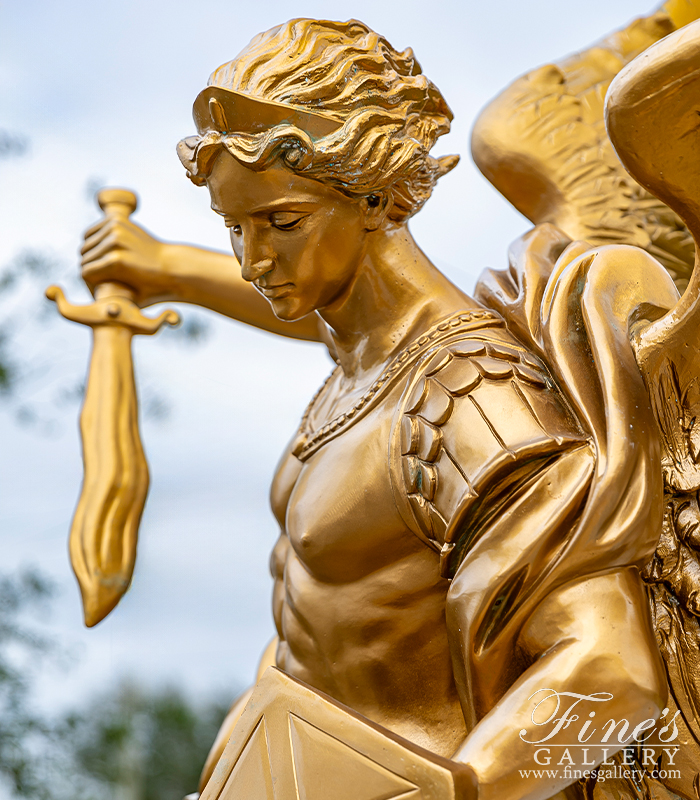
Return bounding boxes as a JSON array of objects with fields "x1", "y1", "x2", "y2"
[
  {"x1": 472, "y1": 5, "x2": 700, "y2": 796},
  {"x1": 472, "y1": 0, "x2": 698, "y2": 290},
  {"x1": 607, "y1": 18, "x2": 700, "y2": 790}
]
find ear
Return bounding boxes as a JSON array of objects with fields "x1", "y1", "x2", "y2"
[{"x1": 360, "y1": 192, "x2": 392, "y2": 231}]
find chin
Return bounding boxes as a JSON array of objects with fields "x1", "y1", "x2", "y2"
[{"x1": 271, "y1": 299, "x2": 308, "y2": 322}]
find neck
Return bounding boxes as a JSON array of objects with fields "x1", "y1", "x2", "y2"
[{"x1": 318, "y1": 224, "x2": 478, "y2": 381}]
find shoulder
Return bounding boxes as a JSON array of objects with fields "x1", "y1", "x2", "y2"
[{"x1": 390, "y1": 326, "x2": 591, "y2": 569}]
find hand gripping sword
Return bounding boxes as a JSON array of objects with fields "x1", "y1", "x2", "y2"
[{"x1": 46, "y1": 188, "x2": 179, "y2": 627}]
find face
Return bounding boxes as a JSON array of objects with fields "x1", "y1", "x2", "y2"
[{"x1": 207, "y1": 150, "x2": 372, "y2": 321}]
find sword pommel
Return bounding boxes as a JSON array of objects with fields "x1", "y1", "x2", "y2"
[{"x1": 97, "y1": 188, "x2": 138, "y2": 219}]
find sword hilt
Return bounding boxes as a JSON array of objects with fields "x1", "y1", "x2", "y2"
[
  {"x1": 46, "y1": 187, "x2": 180, "y2": 333},
  {"x1": 95, "y1": 188, "x2": 139, "y2": 304},
  {"x1": 97, "y1": 187, "x2": 138, "y2": 219}
]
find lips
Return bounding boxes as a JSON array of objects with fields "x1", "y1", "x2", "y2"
[{"x1": 258, "y1": 283, "x2": 294, "y2": 299}]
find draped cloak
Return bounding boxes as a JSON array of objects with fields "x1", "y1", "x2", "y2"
[{"x1": 391, "y1": 225, "x2": 680, "y2": 730}]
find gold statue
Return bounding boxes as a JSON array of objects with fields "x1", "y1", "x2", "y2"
[{"x1": 52, "y1": 4, "x2": 700, "y2": 799}]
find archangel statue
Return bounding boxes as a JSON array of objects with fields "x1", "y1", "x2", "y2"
[{"x1": 50, "y1": 2, "x2": 700, "y2": 798}]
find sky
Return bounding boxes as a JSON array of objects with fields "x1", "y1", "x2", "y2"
[{"x1": 0, "y1": 0, "x2": 658, "y2": 722}]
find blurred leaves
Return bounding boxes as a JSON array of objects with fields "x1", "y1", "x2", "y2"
[
  {"x1": 0, "y1": 247, "x2": 83, "y2": 430},
  {"x1": 0, "y1": 570, "x2": 57, "y2": 800},
  {"x1": 61, "y1": 684, "x2": 228, "y2": 800},
  {"x1": 167, "y1": 315, "x2": 210, "y2": 345},
  {"x1": 0, "y1": 250, "x2": 61, "y2": 400},
  {"x1": 0, "y1": 568, "x2": 231, "y2": 800}
]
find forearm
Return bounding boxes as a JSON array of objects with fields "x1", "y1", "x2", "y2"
[
  {"x1": 81, "y1": 214, "x2": 324, "y2": 341},
  {"x1": 162, "y1": 244, "x2": 322, "y2": 341}
]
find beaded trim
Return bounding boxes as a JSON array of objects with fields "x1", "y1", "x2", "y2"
[{"x1": 292, "y1": 309, "x2": 501, "y2": 460}]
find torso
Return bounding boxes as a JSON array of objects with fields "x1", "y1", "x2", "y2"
[
  {"x1": 269, "y1": 360, "x2": 468, "y2": 756},
  {"x1": 266, "y1": 305, "x2": 587, "y2": 759}
]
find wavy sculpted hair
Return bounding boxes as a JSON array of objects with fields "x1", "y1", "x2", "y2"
[{"x1": 177, "y1": 19, "x2": 458, "y2": 222}]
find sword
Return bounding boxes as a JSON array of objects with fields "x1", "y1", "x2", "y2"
[{"x1": 46, "y1": 188, "x2": 179, "y2": 627}]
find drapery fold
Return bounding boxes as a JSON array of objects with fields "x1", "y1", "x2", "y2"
[{"x1": 450, "y1": 223, "x2": 679, "y2": 718}]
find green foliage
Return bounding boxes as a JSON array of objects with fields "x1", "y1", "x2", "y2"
[
  {"x1": 0, "y1": 570, "x2": 230, "y2": 800},
  {"x1": 62, "y1": 684, "x2": 228, "y2": 800},
  {"x1": 0, "y1": 338, "x2": 12, "y2": 392},
  {"x1": 0, "y1": 570, "x2": 56, "y2": 800},
  {"x1": 0, "y1": 249, "x2": 62, "y2": 401},
  {"x1": 0, "y1": 131, "x2": 30, "y2": 396}
]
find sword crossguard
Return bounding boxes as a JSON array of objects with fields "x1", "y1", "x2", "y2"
[{"x1": 45, "y1": 285, "x2": 180, "y2": 334}]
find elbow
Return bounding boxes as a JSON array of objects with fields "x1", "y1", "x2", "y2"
[
  {"x1": 523, "y1": 568, "x2": 668, "y2": 727},
  {"x1": 554, "y1": 610, "x2": 668, "y2": 734},
  {"x1": 583, "y1": 646, "x2": 667, "y2": 727}
]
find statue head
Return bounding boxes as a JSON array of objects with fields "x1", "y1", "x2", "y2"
[{"x1": 177, "y1": 18, "x2": 458, "y2": 223}]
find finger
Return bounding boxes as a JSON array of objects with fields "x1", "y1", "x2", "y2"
[
  {"x1": 80, "y1": 218, "x2": 121, "y2": 255},
  {"x1": 81, "y1": 254, "x2": 148, "y2": 306},
  {"x1": 80, "y1": 251, "x2": 128, "y2": 284},
  {"x1": 82, "y1": 216, "x2": 111, "y2": 240},
  {"x1": 80, "y1": 232, "x2": 122, "y2": 265}
]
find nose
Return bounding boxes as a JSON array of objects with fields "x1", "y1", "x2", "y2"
[
  {"x1": 238, "y1": 231, "x2": 275, "y2": 282},
  {"x1": 241, "y1": 257, "x2": 274, "y2": 283}
]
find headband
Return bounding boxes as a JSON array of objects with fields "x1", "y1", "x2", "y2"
[{"x1": 193, "y1": 85, "x2": 344, "y2": 139}]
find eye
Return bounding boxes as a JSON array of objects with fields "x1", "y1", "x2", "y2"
[
  {"x1": 271, "y1": 212, "x2": 308, "y2": 231},
  {"x1": 226, "y1": 222, "x2": 242, "y2": 235}
]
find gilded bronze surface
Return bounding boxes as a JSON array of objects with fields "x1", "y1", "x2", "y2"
[
  {"x1": 47, "y1": 189, "x2": 179, "y2": 627},
  {"x1": 52, "y1": 5, "x2": 700, "y2": 800}
]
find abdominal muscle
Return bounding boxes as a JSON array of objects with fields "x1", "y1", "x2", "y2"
[
  {"x1": 268, "y1": 428, "x2": 468, "y2": 756},
  {"x1": 272, "y1": 537, "x2": 467, "y2": 756}
]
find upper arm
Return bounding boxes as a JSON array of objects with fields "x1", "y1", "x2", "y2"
[{"x1": 518, "y1": 568, "x2": 665, "y2": 695}]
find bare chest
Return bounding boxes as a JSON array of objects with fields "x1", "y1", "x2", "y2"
[{"x1": 270, "y1": 385, "x2": 420, "y2": 582}]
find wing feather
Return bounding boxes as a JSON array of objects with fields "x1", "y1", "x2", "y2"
[{"x1": 472, "y1": 4, "x2": 699, "y2": 287}]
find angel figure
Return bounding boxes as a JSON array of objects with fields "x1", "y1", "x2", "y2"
[{"x1": 69, "y1": 4, "x2": 700, "y2": 800}]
